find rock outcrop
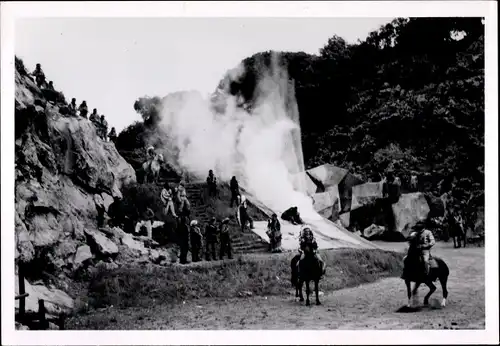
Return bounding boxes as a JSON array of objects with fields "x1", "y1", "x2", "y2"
[{"x1": 14, "y1": 59, "x2": 139, "y2": 322}]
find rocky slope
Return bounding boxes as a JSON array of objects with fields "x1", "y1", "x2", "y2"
[{"x1": 14, "y1": 58, "x2": 177, "y2": 328}]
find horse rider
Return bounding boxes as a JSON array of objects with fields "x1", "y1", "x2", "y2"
[
  {"x1": 267, "y1": 213, "x2": 282, "y2": 252},
  {"x1": 161, "y1": 182, "x2": 178, "y2": 218},
  {"x1": 408, "y1": 220, "x2": 436, "y2": 276},
  {"x1": 190, "y1": 219, "x2": 203, "y2": 262},
  {"x1": 237, "y1": 195, "x2": 254, "y2": 231},
  {"x1": 298, "y1": 225, "x2": 324, "y2": 270},
  {"x1": 219, "y1": 218, "x2": 233, "y2": 260},
  {"x1": 205, "y1": 217, "x2": 218, "y2": 261}
]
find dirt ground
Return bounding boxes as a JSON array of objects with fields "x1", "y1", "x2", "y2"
[{"x1": 70, "y1": 241, "x2": 484, "y2": 330}]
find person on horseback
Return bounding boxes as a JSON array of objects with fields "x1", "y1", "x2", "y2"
[
  {"x1": 298, "y1": 225, "x2": 323, "y2": 267},
  {"x1": 408, "y1": 220, "x2": 436, "y2": 276}
]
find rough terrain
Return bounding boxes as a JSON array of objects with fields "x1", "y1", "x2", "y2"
[{"x1": 68, "y1": 241, "x2": 484, "y2": 330}]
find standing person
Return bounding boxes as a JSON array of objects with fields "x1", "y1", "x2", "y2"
[
  {"x1": 108, "y1": 127, "x2": 118, "y2": 144},
  {"x1": 206, "y1": 169, "x2": 217, "y2": 197},
  {"x1": 219, "y1": 218, "x2": 232, "y2": 260},
  {"x1": 266, "y1": 213, "x2": 282, "y2": 252},
  {"x1": 410, "y1": 173, "x2": 418, "y2": 192},
  {"x1": 78, "y1": 101, "x2": 89, "y2": 118},
  {"x1": 176, "y1": 181, "x2": 191, "y2": 216},
  {"x1": 100, "y1": 115, "x2": 108, "y2": 141},
  {"x1": 382, "y1": 171, "x2": 401, "y2": 233},
  {"x1": 47, "y1": 81, "x2": 55, "y2": 91},
  {"x1": 31, "y1": 63, "x2": 46, "y2": 88},
  {"x1": 230, "y1": 176, "x2": 240, "y2": 207},
  {"x1": 68, "y1": 98, "x2": 77, "y2": 116},
  {"x1": 135, "y1": 208, "x2": 155, "y2": 239},
  {"x1": 161, "y1": 182, "x2": 178, "y2": 218},
  {"x1": 93, "y1": 193, "x2": 106, "y2": 228},
  {"x1": 190, "y1": 220, "x2": 203, "y2": 262},
  {"x1": 178, "y1": 216, "x2": 190, "y2": 264},
  {"x1": 205, "y1": 217, "x2": 218, "y2": 261},
  {"x1": 107, "y1": 195, "x2": 124, "y2": 228},
  {"x1": 237, "y1": 195, "x2": 254, "y2": 232}
]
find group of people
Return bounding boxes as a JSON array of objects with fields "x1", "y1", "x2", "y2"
[{"x1": 30, "y1": 63, "x2": 117, "y2": 143}]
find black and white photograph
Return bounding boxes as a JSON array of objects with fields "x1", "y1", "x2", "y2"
[{"x1": 1, "y1": 1, "x2": 498, "y2": 345}]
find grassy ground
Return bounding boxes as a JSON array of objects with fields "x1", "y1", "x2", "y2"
[
  {"x1": 67, "y1": 248, "x2": 403, "y2": 328},
  {"x1": 67, "y1": 242, "x2": 484, "y2": 330}
]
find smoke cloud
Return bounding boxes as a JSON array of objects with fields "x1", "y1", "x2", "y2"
[{"x1": 157, "y1": 53, "x2": 321, "y2": 220}]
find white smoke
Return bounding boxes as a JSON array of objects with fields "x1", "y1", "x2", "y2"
[{"x1": 157, "y1": 53, "x2": 321, "y2": 220}]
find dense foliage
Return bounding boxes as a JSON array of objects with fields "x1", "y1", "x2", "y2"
[{"x1": 117, "y1": 18, "x2": 484, "y2": 205}]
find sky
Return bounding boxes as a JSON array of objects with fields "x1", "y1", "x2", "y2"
[{"x1": 15, "y1": 17, "x2": 393, "y2": 132}]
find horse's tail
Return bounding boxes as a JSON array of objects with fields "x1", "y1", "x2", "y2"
[{"x1": 291, "y1": 254, "x2": 300, "y2": 286}]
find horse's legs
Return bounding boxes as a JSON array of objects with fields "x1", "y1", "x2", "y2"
[
  {"x1": 439, "y1": 275, "x2": 449, "y2": 307},
  {"x1": 452, "y1": 235, "x2": 457, "y2": 248},
  {"x1": 412, "y1": 282, "x2": 421, "y2": 296},
  {"x1": 314, "y1": 280, "x2": 321, "y2": 305},
  {"x1": 405, "y1": 280, "x2": 412, "y2": 307},
  {"x1": 305, "y1": 281, "x2": 311, "y2": 306},
  {"x1": 298, "y1": 280, "x2": 304, "y2": 302},
  {"x1": 423, "y1": 281, "x2": 437, "y2": 306}
]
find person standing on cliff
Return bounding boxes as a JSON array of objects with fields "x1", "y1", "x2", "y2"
[
  {"x1": 100, "y1": 115, "x2": 108, "y2": 141},
  {"x1": 93, "y1": 193, "x2": 106, "y2": 228},
  {"x1": 230, "y1": 176, "x2": 240, "y2": 207},
  {"x1": 108, "y1": 127, "x2": 117, "y2": 144},
  {"x1": 68, "y1": 98, "x2": 77, "y2": 116},
  {"x1": 31, "y1": 63, "x2": 46, "y2": 88},
  {"x1": 78, "y1": 101, "x2": 89, "y2": 119}
]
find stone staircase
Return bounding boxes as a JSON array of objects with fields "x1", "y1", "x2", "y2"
[{"x1": 185, "y1": 182, "x2": 269, "y2": 255}]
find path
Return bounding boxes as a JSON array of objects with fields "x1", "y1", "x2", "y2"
[{"x1": 70, "y1": 241, "x2": 484, "y2": 330}]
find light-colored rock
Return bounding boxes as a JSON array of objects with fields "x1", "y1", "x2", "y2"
[
  {"x1": 84, "y1": 229, "x2": 119, "y2": 256},
  {"x1": 15, "y1": 322, "x2": 30, "y2": 330},
  {"x1": 15, "y1": 276, "x2": 74, "y2": 315},
  {"x1": 351, "y1": 182, "x2": 384, "y2": 211},
  {"x1": 363, "y1": 224, "x2": 386, "y2": 239},
  {"x1": 27, "y1": 214, "x2": 62, "y2": 247},
  {"x1": 306, "y1": 164, "x2": 348, "y2": 188},
  {"x1": 95, "y1": 261, "x2": 119, "y2": 271},
  {"x1": 101, "y1": 192, "x2": 114, "y2": 212},
  {"x1": 73, "y1": 245, "x2": 93, "y2": 265},
  {"x1": 312, "y1": 186, "x2": 340, "y2": 219},
  {"x1": 121, "y1": 233, "x2": 148, "y2": 255},
  {"x1": 16, "y1": 212, "x2": 34, "y2": 262},
  {"x1": 392, "y1": 192, "x2": 430, "y2": 237}
]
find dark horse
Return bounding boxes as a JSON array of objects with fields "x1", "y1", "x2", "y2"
[
  {"x1": 290, "y1": 245, "x2": 325, "y2": 306},
  {"x1": 402, "y1": 235, "x2": 450, "y2": 308}
]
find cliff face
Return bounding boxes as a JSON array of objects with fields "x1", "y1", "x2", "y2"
[{"x1": 14, "y1": 60, "x2": 141, "y2": 321}]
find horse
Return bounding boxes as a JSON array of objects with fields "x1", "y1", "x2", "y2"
[
  {"x1": 290, "y1": 245, "x2": 325, "y2": 306},
  {"x1": 402, "y1": 235, "x2": 449, "y2": 308},
  {"x1": 142, "y1": 153, "x2": 164, "y2": 184}
]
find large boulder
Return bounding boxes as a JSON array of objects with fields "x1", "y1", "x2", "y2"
[
  {"x1": 350, "y1": 182, "x2": 384, "y2": 211},
  {"x1": 15, "y1": 276, "x2": 74, "y2": 316},
  {"x1": 392, "y1": 192, "x2": 430, "y2": 237},
  {"x1": 72, "y1": 245, "x2": 93, "y2": 266},
  {"x1": 84, "y1": 229, "x2": 119, "y2": 256},
  {"x1": 311, "y1": 186, "x2": 340, "y2": 219}
]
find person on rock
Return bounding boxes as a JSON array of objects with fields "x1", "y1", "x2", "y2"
[
  {"x1": 410, "y1": 174, "x2": 418, "y2": 192},
  {"x1": 219, "y1": 218, "x2": 233, "y2": 260},
  {"x1": 93, "y1": 193, "x2": 106, "y2": 228},
  {"x1": 266, "y1": 213, "x2": 282, "y2": 252},
  {"x1": 176, "y1": 181, "x2": 191, "y2": 216},
  {"x1": 161, "y1": 182, "x2": 178, "y2": 218},
  {"x1": 89, "y1": 108, "x2": 99, "y2": 123},
  {"x1": 78, "y1": 101, "x2": 89, "y2": 118},
  {"x1": 190, "y1": 219, "x2": 203, "y2": 262},
  {"x1": 407, "y1": 221, "x2": 436, "y2": 276},
  {"x1": 100, "y1": 115, "x2": 108, "y2": 141},
  {"x1": 382, "y1": 171, "x2": 401, "y2": 233},
  {"x1": 230, "y1": 176, "x2": 240, "y2": 207},
  {"x1": 47, "y1": 81, "x2": 55, "y2": 91},
  {"x1": 298, "y1": 225, "x2": 324, "y2": 272},
  {"x1": 205, "y1": 217, "x2": 218, "y2": 261},
  {"x1": 68, "y1": 98, "x2": 77, "y2": 116},
  {"x1": 135, "y1": 208, "x2": 155, "y2": 239},
  {"x1": 31, "y1": 63, "x2": 46, "y2": 88},
  {"x1": 281, "y1": 206, "x2": 303, "y2": 225},
  {"x1": 206, "y1": 169, "x2": 217, "y2": 197},
  {"x1": 237, "y1": 195, "x2": 254, "y2": 232},
  {"x1": 108, "y1": 127, "x2": 117, "y2": 144},
  {"x1": 178, "y1": 216, "x2": 190, "y2": 264},
  {"x1": 107, "y1": 195, "x2": 125, "y2": 228}
]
